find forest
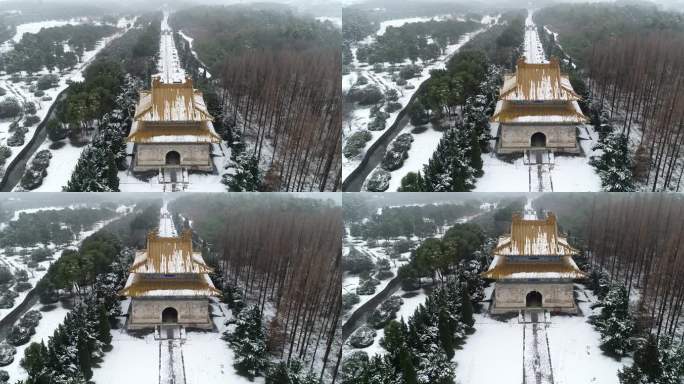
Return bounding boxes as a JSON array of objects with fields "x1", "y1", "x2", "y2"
[
  {"x1": 0, "y1": 24, "x2": 117, "y2": 74},
  {"x1": 170, "y1": 6, "x2": 342, "y2": 191},
  {"x1": 169, "y1": 195, "x2": 342, "y2": 382},
  {"x1": 355, "y1": 19, "x2": 481, "y2": 64},
  {"x1": 535, "y1": 3, "x2": 684, "y2": 192}
]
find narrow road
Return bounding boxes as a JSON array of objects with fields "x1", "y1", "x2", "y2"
[
  {"x1": 159, "y1": 338, "x2": 186, "y2": 384},
  {"x1": 523, "y1": 311, "x2": 554, "y2": 384}
]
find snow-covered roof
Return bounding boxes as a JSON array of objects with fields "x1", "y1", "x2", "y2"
[
  {"x1": 133, "y1": 77, "x2": 213, "y2": 122},
  {"x1": 120, "y1": 273, "x2": 219, "y2": 297},
  {"x1": 482, "y1": 254, "x2": 585, "y2": 280},
  {"x1": 493, "y1": 213, "x2": 578, "y2": 256},
  {"x1": 491, "y1": 99, "x2": 588, "y2": 124},
  {"x1": 127, "y1": 121, "x2": 221, "y2": 143},
  {"x1": 482, "y1": 212, "x2": 585, "y2": 280},
  {"x1": 499, "y1": 57, "x2": 580, "y2": 102},
  {"x1": 128, "y1": 230, "x2": 212, "y2": 274}
]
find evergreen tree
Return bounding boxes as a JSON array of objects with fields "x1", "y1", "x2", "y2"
[
  {"x1": 225, "y1": 305, "x2": 268, "y2": 378},
  {"x1": 438, "y1": 309, "x2": 455, "y2": 358},
  {"x1": 460, "y1": 286, "x2": 474, "y2": 328},
  {"x1": 76, "y1": 334, "x2": 92, "y2": 380},
  {"x1": 226, "y1": 154, "x2": 262, "y2": 192},
  {"x1": 20, "y1": 342, "x2": 46, "y2": 379},
  {"x1": 398, "y1": 172, "x2": 426, "y2": 192},
  {"x1": 97, "y1": 304, "x2": 112, "y2": 346},
  {"x1": 590, "y1": 132, "x2": 636, "y2": 192}
]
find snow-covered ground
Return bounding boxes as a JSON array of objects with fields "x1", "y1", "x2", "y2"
[
  {"x1": 453, "y1": 284, "x2": 630, "y2": 384},
  {"x1": 93, "y1": 299, "x2": 261, "y2": 384},
  {"x1": 315, "y1": 16, "x2": 342, "y2": 28},
  {"x1": 524, "y1": 10, "x2": 547, "y2": 64},
  {"x1": 4, "y1": 18, "x2": 136, "y2": 192},
  {"x1": 343, "y1": 18, "x2": 492, "y2": 184},
  {"x1": 385, "y1": 123, "x2": 444, "y2": 191},
  {"x1": 159, "y1": 11, "x2": 185, "y2": 84},
  {"x1": 177, "y1": 30, "x2": 211, "y2": 78}
]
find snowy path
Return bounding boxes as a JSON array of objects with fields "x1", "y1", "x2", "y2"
[
  {"x1": 159, "y1": 11, "x2": 185, "y2": 84},
  {"x1": 524, "y1": 10, "x2": 547, "y2": 64},
  {"x1": 160, "y1": 339, "x2": 186, "y2": 384},
  {"x1": 523, "y1": 312, "x2": 554, "y2": 384}
]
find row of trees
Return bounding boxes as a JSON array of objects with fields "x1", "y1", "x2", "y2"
[
  {"x1": 170, "y1": 195, "x2": 342, "y2": 381},
  {"x1": 584, "y1": 193, "x2": 684, "y2": 342},
  {"x1": 355, "y1": 19, "x2": 481, "y2": 64},
  {"x1": 0, "y1": 207, "x2": 116, "y2": 247},
  {"x1": 586, "y1": 32, "x2": 684, "y2": 191},
  {"x1": 1, "y1": 24, "x2": 117, "y2": 74},
  {"x1": 348, "y1": 202, "x2": 480, "y2": 241}
]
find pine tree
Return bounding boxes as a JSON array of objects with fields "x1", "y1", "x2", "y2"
[
  {"x1": 398, "y1": 172, "x2": 426, "y2": 192},
  {"x1": 398, "y1": 348, "x2": 417, "y2": 384},
  {"x1": 20, "y1": 342, "x2": 46, "y2": 379},
  {"x1": 438, "y1": 309, "x2": 455, "y2": 358},
  {"x1": 590, "y1": 132, "x2": 636, "y2": 192},
  {"x1": 97, "y1": 304, "x2": 112, "y2": 346},
  {"x1": 76, "y1": 334, "x2": 92, "y2": 380},
  {"x1": 460, "y1": 286, "x2": 475, "y2": 328},
  {"x1": 226, "y1": 305, "x2": 267, "y2": 378}
]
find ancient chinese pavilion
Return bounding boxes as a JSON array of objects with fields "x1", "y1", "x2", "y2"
[
  {"x1": 127, "y1": 75, "x2": 220, "y2": 172},
  {"x1": 120, "y1": 217, "x2": 219, "y2": 329},
  {"x1": 482, "y1": 211, "x2": 585, "y2": 313},
  {"x1": 491, "y1": 57, "x2": 588, "y2": 154}
]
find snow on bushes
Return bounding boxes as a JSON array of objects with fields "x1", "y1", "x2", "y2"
[
  {"x1": 381, "y1": 133, "x2": 413, "y2": 171},
  {"x1": 347, "y1": 85, "x2": 384, "y2": 106},
  {"x1": 343, "y1": 246, "x2": 374, "y2": 274},
  {"x1": 0, "y1": 98, "x2": 21, "y2": 119},
  {"x1": 349, "y1": 326, "x2": 377, "y2": 348},
  {"x1": 19, "y1": 150, "x2": 52, "y2": 190},
  {"x1": 368, "y1": 295, "x2": 404, "y2": 329},
  {"x1": 0, "y1": 343, "x2": 16, "y2": 367},
  {"x1": 366, "y1": 169, "x2": 391, "y2": 191},
  {"x1": 343, "y1": 130, "x2": 372, "y2": 159},
  {"x1": 356, "y1": 277, "x2": 380, "y2": 295},
  {"x1": 590, "y1": 283, "x2": 635, "y2": 356},
  {"x1": 343, "y1": 293, "x2": 360, "y2": 312},
  {"x1": 223, "y1": 305, "x2": 268, "y2": 378}
]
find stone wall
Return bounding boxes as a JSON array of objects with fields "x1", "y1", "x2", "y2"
[
  {"x1": 498, "y1": 124, "x2": 579, "y2": 154},
  {"x1": 492, "y1": 281, "x2": 577, "y2": 314},
  {"x1": 133, "y1": 143, "x2": 213, "y2": 171},
  {"x1": 128, "y1": 297, "x2": 213, "y2": 329}
]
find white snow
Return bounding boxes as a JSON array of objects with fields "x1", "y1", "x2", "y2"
[
  {"x1": 453, "y1": 284, "x2": 630, "y2": 384},
  {"x1": 386, "y1": 124, "x2": 444, "y2": 191},
  {"x1": 177, "y1": 30, "x2": 212, "y2": 78},
  {"x1": 315, "y1": 16, "x2": 342, "y2": 28},
  {"x1": 524, "y1": 10, "x2": 547, "y2": 64},
  {"x1": 158, "y1": 200, "x2": 177, "y2": 238},
  {"x1": 158, "y1": 11, "x2": 185, "y2": 84},
  {"x1": 0, "y1": 19, "x2": 87, "y2": 54}
]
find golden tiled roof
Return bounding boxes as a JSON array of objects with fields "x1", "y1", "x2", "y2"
[
  {"x1": 500, "y1": 57, "x2": 580, "y2": 101},
  {"x1": 120, "y1": 274, "x2": 220, "y2": 297},
  {"x1": 481, "y1": 256, "x2": 586, "y2": 280},
  {"x1": 493, "y1": 213, "x2": 578, "y2": 256},
  {"x1": 491, "y1": 100, "x2": 588, "y2": 124},
  {"x1": 134, "y1": 77, "x2": 213, "y2": 122},
  {"x1": 129, "y1": 230, "x2": 213, "y2": 274},
  {"x1": 127, "y1": 121, "x2": 221, "y2": 143}
]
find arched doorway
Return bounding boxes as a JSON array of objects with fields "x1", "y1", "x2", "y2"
[
  {"x1": 165, "y1": 151, "x2": 181, "y2": 166},
  {"x1": 531, "y1": 132, "x2": 546, "y2": 147},
  {"x1": 161, "y1": 307, "x2": 178, "y2": 323},
  {"x1": 526, "y1": 291, "x2": 543, "y2": 307}
]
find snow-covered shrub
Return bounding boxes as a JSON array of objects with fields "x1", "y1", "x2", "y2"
[
  {"x1": 0, "y1": 267, "x2": 12, "y2": 285},
  {"x1": 399, "y1": 64, "x2": 421, "y2": 80},
  {"x1": 366, "y1": 169, "x2": 391, "y2": 191},
  {"x1": 0, "y1": 145, "x2": 10, "y2": 165},
  {"x1": 348, "y1": 85, "x2": 384, "y2": 105},
  {"x1": 385, "y1": 101, "x2": 402, "y2": 113},
  {"x1": 0, "y1": 369, "x2": 8, "y2": 383},
  {"x1": 23, "y1": 115, "x2": 40, "y2": 127},
  {"x1": 19, "y1": 311, "x2": 42, "y2": 329},
  {"x1": 0, "y1": 293, "x2": 15, "y2": 309},
  {"x1": 23, "y1": 102, "x2": 36, "y2": 115},
  {"x1": 381, "y1": 133, "x2": 413, "y2": 171},
  {"x1": 14, "y1": 281, "x2": 32, "y2": 292},
  {"x1": 367, "y1": 115, "x2": 386, "y2": 131},
  {"x1": 7, "y1": 326, "x2": 33, "y2": 346},
  {"x1": 33, "y1": 90, "x2": 44, "y2": 97},
  {"x1": 20, "y1": 150, "x2": 52, "y2": 190},
  {"x1": 343, "y1": 246, "x2": 374, "y2": 274},
  {"x1": 0, "y1": 98, "x2": 21, "y2": 119},
  {"x1": 342, "y1": 293, "x2": 360, "y2": 312},
  {"x1": 6, "y1": 129, "x2": 26, "y2": 147},
  {"x1": 340, "y1": 351, "x2": 369, "y2": 384},
  {"x1": 368, "y1": 295, "x2": 403, "y2": 329},
  {"x1": 356, "y1": 278, "x2": 380, "y2": 295},
  {"x1": 37, "y1": 74, "x2": 59, "y2": 90},
  {"x1": 47, "y1": 119, "x2": 68, "y2": 141},
  {"x1": 343, "y1": 130, "x2": 372, "y2": 159},
  {"x1": 349, "y1": 326, "x2": 377, "y2": 348},
  {"x1": 0, "y1": 343, "x2": 16, "y2": 367},
  {"x1": 355, "y1": 75, "x2": 368, "y2": 86},
  {"x1": 395, "y1": 77, "x2": 407, "y2": 86}
]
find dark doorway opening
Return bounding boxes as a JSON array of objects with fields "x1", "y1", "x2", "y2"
[
  {"x1": 526, "y1": 291, "x2": 543, "y2": 307},
  {"x1": 162, "y1": 307, "x2": 178, "y2": 323},
  {"x1": 165, "y1": 151, "x2": 181, "y2": 166},
  {"x1": 531, "y1": 132, "x2": 546, "y2": 147}
]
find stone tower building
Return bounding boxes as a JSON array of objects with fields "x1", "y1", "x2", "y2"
[
  {"x1": 127, "y1": 76, "x2": 221, "y2": 173},
  {"x1": 491, "y1": 57, "x2": 588, "y2": 154},
  {"x1": 482, "y1": 211, "x2": 585, "y2": 314},
  {"x1": 120, "y1": 208, "x2": 219, "y2": 329}
]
